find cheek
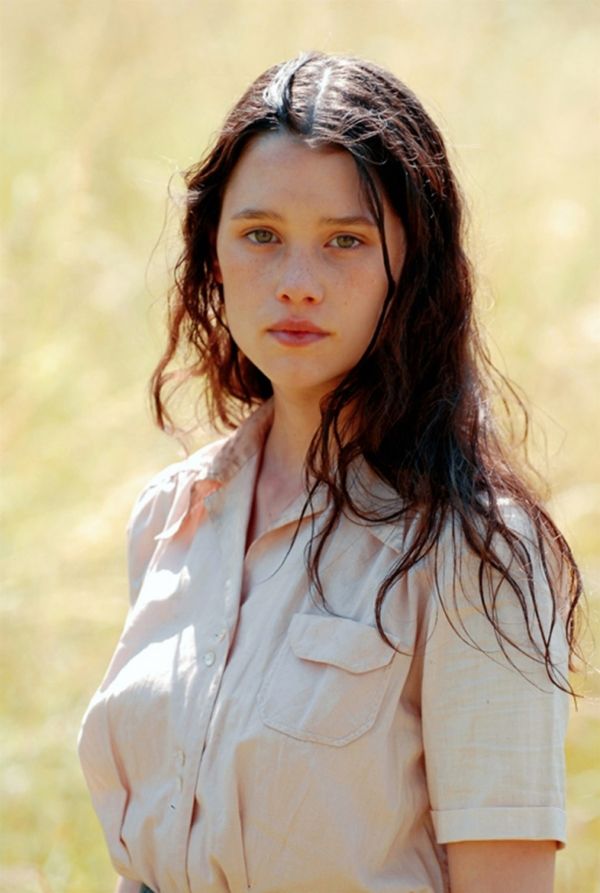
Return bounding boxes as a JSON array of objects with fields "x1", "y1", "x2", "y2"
[
  {"x1": 222, "y1": 291, "x2": 249, "y2": 333},
  {"x1": 354, "y1": 269, "x2": 388, "y2": 320},
  {"x1": 220, "y1": 250, "x2": 270, "y2": 295}
]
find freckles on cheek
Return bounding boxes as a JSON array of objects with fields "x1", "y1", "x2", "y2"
[{"x1": 226, "y1": 253, "x2": 266, "y2": 286}]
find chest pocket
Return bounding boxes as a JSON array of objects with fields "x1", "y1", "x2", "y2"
[{"x1": 257, "y1": 613, "x2": 397, "y2": 746}]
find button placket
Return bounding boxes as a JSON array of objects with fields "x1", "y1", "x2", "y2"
[
  {"x1": 171, "y1": 748, "x2": 186, "y2": 809},
  {"x1": 163, "y1": 480, "x2": 251, "y2": 893}
]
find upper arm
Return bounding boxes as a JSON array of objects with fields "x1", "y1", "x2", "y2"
[
  {"x1": 421, "y1": 514, "x2": 569, "y2": 849},
  {"x1": 447, "y1": 840, "x2": 556, "y2": 893}
]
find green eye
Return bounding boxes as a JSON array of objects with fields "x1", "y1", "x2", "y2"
[
  {"x1": 248, "y1": 229, "x2": 276, "y2": 244},
  {"x1": 332, "y1": 234, "x2": 360, "y2": 249}
]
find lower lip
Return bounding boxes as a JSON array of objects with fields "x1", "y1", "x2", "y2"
[{"x1": 269, "y1": 331, "x2": 329, "y2": 346}]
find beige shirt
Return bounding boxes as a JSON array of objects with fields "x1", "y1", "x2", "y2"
[{"x1": 78, "y1": 401, "x2": 568, "y2": 893}]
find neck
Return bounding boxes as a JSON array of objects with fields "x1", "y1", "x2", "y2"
[{"x1": 262, "y1": 390, "x2": 323, "y2": 484}]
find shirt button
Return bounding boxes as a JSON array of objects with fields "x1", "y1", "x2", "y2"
[
  {"x1": 176, "y1": 775, "x2": 183, "y2": 792},
  {"x1": 174, "y1": 748, "x2": 185, "y2": 768},
  {"x1": 203, "y1": 650, "x2": 216, "y2": 667},
  {"x1": 224, "y1": 578, "x2": 232, "y2": 592},
  {"x1": 214, "y1": 628, "x2": 227, "y2": 642}
]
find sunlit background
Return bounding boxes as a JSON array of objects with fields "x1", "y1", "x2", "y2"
[{"x1": 2, "y1": 2, "x2": 599, "y2": 891}]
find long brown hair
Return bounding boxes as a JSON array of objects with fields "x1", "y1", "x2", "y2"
[{"x1": 151, "y1": 52, "x2": 582, "y2": 691}]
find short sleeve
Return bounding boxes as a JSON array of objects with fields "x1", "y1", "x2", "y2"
[{"x1": 421, "y1": 511, "x2": 570, "y2": 847}]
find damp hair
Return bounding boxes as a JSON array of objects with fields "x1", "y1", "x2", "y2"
[{"x1": 151, "y1": 51, "x2": 582, "y2": 693}]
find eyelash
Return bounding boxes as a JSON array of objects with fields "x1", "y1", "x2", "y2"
[
  {"x1": 330, "y1": 234, "x2": 362, "y2": 249},
  {"x1": 246, "y1": 229, "x2": 277, "y2": 244},
  {"x1": 245, "y1": 230, "x2": 363, "y2": 249}
]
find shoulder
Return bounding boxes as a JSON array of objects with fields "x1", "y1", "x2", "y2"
[
  {"x1": 127, "y1": 436, "x2": 230, "y2": 535},
  {"x1": 127, "y1": 401, "x2": 274, "y2": 533},
  {"x1": 133, "y1": 436, "x2": 230, "y2": 501},
  {"x1": 125, "y1": 435, "x2": 232, "y2": 604},
  {"x1": 426, "y1": 498, "x2": 569, "y2": 676}
]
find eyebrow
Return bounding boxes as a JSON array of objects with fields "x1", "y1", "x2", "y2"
[
  {"x1": 321, "y1": 214, "x2": 377, "y2": 228},
  {"x1": 230, "y1": 208, "x2": 377, "y2": 227}
]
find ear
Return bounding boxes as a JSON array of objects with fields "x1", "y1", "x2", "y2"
[{"x1": 213, "y1": 259, "x2": 223, "y2": 284}]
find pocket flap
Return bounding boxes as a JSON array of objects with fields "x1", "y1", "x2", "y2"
[{"x1": 289, "y1": 613, "x2": 395, "y2": 674}]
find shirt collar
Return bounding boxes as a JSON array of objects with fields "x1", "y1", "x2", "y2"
[
  {"x1": 204, "y1": 399, "x2": 330, "y2": 527},
  {"x1": 163, "y1": 398, "x2": 407, "y2": 553},
  {"x1": 206, "y1": 400, "x2": 275, "y2": 486}
]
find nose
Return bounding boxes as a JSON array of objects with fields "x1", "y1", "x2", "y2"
[{"x1": 275, "y1": 249, "x2": 324, "y2": 305}]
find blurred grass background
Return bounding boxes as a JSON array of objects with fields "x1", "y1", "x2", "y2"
[{"x1": 1, "y1": 1, "x2": 599, "y2": 891}]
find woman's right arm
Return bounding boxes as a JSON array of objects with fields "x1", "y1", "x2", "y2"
[{"x1": 115, "y1": 878, "x2": 140, "y2": 893}]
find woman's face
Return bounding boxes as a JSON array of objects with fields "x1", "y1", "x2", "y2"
[{"x1": 215, "y1": 132, "x2": 406, "y2": 405}]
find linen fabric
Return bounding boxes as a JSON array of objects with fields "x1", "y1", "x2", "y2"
[{"x1": 78, "y1": 401, "x2": 568, "y2": 893}]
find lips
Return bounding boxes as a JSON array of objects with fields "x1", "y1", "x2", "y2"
[
  {"x1": 268, "y1": 318, "x2": 328, "y2": 335},
  {"x1": 267, "y1": 318, "x2": 330, "y2": 346}
]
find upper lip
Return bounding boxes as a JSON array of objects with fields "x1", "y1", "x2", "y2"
[{"x1": 268, "y1": 318, "x2": 328, "y2": 334}]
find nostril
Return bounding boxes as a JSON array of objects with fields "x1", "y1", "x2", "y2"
[{"x1": 276, "y1": 284, "x2": 323, "y2": 304}]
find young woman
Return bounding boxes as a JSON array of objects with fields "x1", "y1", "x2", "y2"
[{"x1": 78, "y1": 52, "x2": 581, "y2": 893}]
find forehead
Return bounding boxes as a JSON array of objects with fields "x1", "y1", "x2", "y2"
[{"x1": 220, "y1": 132, "x2": 372, "y2": 215}]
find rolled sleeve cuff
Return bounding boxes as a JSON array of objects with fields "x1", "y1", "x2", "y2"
[{"x1": 431, "y1": 806, "x2": 566, "y2": 849}]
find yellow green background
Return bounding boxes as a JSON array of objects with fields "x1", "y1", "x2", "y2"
[{"x1": 2, "y1": 1, "x2": 598, "y2": 891}]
